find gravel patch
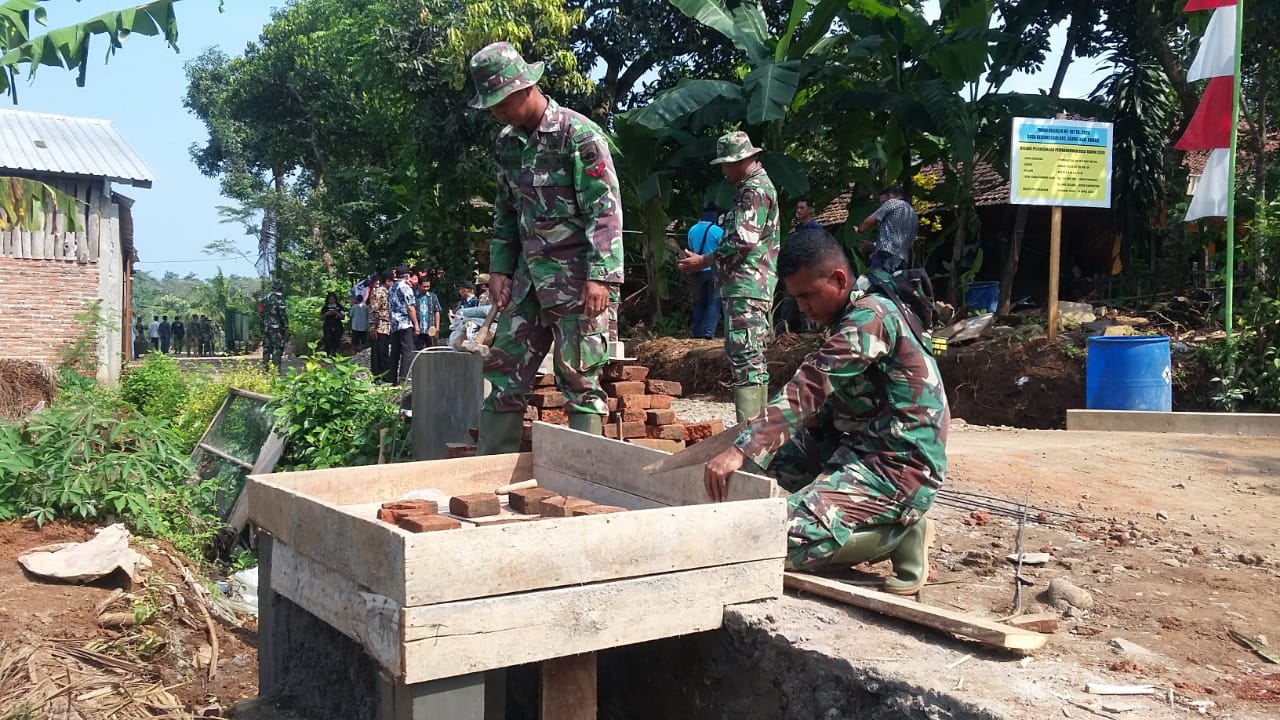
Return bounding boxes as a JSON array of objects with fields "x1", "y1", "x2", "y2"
[{"x1": 672, "y1": 397, "x2": 737, "y2": 427}]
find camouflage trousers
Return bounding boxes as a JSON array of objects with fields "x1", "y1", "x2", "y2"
[
  {"x1": 766, "y1": 428, "x2": 938, "y2": 571},
  {"x1": 262, "y1": 331, "x2": 285, "y2": 370},
  {"x1": 723, "y1": 296, "x2": 770, "y2": 386},
  {"x1": 482, "y1": 293, "x2": 610, "y2": 415}
]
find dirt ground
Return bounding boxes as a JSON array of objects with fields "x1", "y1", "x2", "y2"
[
  {"x1": 0, "y1": 521, "x2": 259, "y2": 718},
  {"x1": 3, "y1": 424, "x2": 1277, "y2": 718},
  {"x1": 846, "y1": 426, "x2": 1280, "y2": 716}
]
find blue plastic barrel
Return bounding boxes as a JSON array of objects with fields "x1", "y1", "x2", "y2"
[
  {"x1": 965, "y1": 281, "x2": 1000, "y2": 313},
  {"x1": 1085, "y1": 336, "x2": 1172, "y2": 411}
]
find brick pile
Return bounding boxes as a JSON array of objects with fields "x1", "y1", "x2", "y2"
[{"x1": 375, "y1": 486, "x2": 628, "y2": 533}]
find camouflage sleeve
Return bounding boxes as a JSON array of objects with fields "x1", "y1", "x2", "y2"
[
  {"x1": 572, "y1": 127, "x2": 625, "y2": 283},
  {"x1": 712, "y1": 186, "x2": 764, "y2": 274},
  {"x1": 733, "y1": 304, "x2": 896, "y2": 467},
  {"x1": 490, "y1": 138, "x2": 520, "y2": 276}
]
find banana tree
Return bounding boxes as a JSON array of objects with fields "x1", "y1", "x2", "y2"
[
  {"x1": 0, "y1": 0, "x2": 185, "y2": 232},
  {"x1": 620, "y1": 0, "x2": 852, "y2": 199}
]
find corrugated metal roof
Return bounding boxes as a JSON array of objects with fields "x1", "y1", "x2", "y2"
[{"x1": 0, "y1": 108, "x2": 154, "y2": 188}]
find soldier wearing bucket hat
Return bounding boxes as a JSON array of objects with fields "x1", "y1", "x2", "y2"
[
  {"x1": 678, "y1": 130, "x2": 780, "y2": 423},
  {"x1": 467, "y1": 41, "x2": 625, "y2": 453}
]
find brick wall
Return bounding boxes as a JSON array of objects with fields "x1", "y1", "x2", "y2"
[{"x1": 0, "y1": 257, "x2": 101, "y2": 367}]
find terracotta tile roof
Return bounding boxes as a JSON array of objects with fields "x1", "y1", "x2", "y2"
[{"x1": 815, "y1": 161, "x2": 1008, "y2": 227}]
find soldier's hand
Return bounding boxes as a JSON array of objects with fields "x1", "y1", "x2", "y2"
[
  {"x1": 490, "y1": 273, "x2": 512, "y2": 311},
  {"x1": 580, "y1": 280, "x2": 610, "y2": 318},
  {"x1": 704, "y1": 446, "x2": 746, "y2": 503},
  {"x1": 676, "y1": 252, "x2": 704, "y2": 274}
]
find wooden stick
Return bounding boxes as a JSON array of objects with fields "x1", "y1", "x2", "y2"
[
  {"x1": 784, "y1": 573, "x2": 1048, "y2": 651},
  {"x1": 496, "y1": 479, "x2": 537, "y2": 495}
]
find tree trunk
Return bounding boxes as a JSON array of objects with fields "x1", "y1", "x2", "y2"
[
  {"x1": 949, "y1": 210, "x2": 968, "y2": 306},
  {"x1": 999, "y1": 206, "x2": 1028, "y2": 314}
]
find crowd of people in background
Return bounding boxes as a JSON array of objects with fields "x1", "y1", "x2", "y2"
[{"x1": 136, "y1": 313, "x2": 220, "y2": 359}]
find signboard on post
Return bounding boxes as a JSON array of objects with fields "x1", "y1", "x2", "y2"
[
  {"x1": 1010, "y1": 116, "x2": 1115, "y2": 340},
  {"x1": 1011, "y1": 117, "x2": 1114, "y2": 208}
]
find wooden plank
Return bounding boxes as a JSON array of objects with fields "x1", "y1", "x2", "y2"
[
  {"x1": 401, "y1": 498, "x2": 786, "y2": 605},
  {"x1": 531, "y1": 422, "x2": 779, "y2": 507},
  {"x1": 20, "y1": 229, "x2": 31, "y2": 259},
  {"x1": 400, "y1": 559, "x2": 782, "y2": 683},
  {"x1": 540, "y1": 653, "x2": 596, "y2": 720},
  {"x1": 230, "y1": 387, "x2": 272, "y2": 403},
  {"x1": 87, "y1": 206, "x2": 101, "y2": 262},
  {"x1": 255, "y1": 453, "x2": 532, "y2": 507},
  {"x1": 270, "y1": 540, "x2": 403, "y2": 674},
  {"x1": 782, "y1": 573, "x2": 1048, "y2": 651},
  {"x1": 246, "y1": 479, "x2": 408, "y2": 602}
]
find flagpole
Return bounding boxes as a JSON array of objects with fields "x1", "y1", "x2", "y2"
[{"x1": 1224, "y1": 0, "x2": 1244, "y2": 352}]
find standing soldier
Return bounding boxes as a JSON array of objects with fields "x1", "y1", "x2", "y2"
[
  {"x1": 261, "y1": 281, "x2": 288, "y2": 373},
  {"x1": 467, "y1": 41, "x2": 624, "y2": 453},
  {"x1": 678, "y1": 131, "x2": 780, "y2": 422}
]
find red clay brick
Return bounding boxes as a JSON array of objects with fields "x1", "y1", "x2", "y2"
[
  {"x1": 684, "y1": 420, "x2": 726, "y2": 442},
  {"x1": 449, "y1": 493, "x2": 501, "y2": 518},
  {"x1": 627, "y1": 438, "x2": 686, "y2": 452},
  {"x1": 645, "y1": 379, "x2": 683, "y2": 397},
  {"x1": 605, "y1": 364, "x2": 649, "y2": 382},
  {"x1": 572, "y1": 505, "x2": 627, "y2": 516},
  {"x1": 539, "y1": 408, "x2": 570, "y2": 425},
  {"x1": 398, "y1": 514, "x2": 462, "y2": 533},
  {"x1": 606, "y1": 397, "x2": 618, "y2": 413},
  {"x1": 618, "y1": 394, "x2": 652, "y2": 410},
  {"x1": 605, "y1": 381, "x2": 647, "y2": 397},
  {"x1": 377, "y1": 507, "x2": 401, "y2": 524},
  {"x1": 445, "y1": 442, "x2": 477, "y2": 459},
  {"x1": 645, "y1": 409, "x2": 676, "y2": 426},
  {"x1": 540, "y1": 495, "x2": 593, "y2": 517},
  {"x1": 524, "y1": 405, "x2": 540, "y2": 421},
  {"x1": 534, "y1": 373, "x2": 556, "y2": 387},
  {"x1": 602, "y1": 420, "x2": 645, "y2": 439},
  {"x1": 647, "y1": 394, "x2": 672, "y2": 410},
  {"x1": 530, "y1": 390, "x2": 564, "y2": 409},
  {"x1": 609, "y1": 409, "x2": 645, "y2": 424},
  {"x1": 510, "y1": 487, "x2": 557, "y2": 515},
  {"x1": 381, "y1": 500, "x2": 438, "y2": 514}
]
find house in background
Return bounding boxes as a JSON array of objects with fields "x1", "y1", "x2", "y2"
[{"x1": 0, "y1": 108, "x2": 153, "y2": 385}]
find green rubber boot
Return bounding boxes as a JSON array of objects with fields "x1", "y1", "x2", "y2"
[
  {"x1": 883, "y1": 518, "x2": 936, "y2": 596},
  {"x1": 476, "y1": 410, "x2": 523, "y2": 456},
  {"x1": 733, "y1": 384, "x2": 768, "y2": 424},
  {"x1": 827, "y1": 523, "x2": 913, "y2": 567},
  {"x1": 568, "y1": 412, "x2": 603, "y2": 435}
]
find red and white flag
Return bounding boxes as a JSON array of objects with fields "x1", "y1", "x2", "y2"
[
  {"x1": 1181, "y1": 0, "x2": 1239, "y2": 222},
  {"x1": 1188, "y1": 5, "x2": 1236, "y2": 81}
]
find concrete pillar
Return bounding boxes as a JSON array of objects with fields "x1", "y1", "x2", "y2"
[{"x1": 411, "y1": 349, "x2": 484, "y2": 460}]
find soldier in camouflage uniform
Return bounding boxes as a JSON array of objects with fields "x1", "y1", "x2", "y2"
[
  {"x1": 677, "y1": 131, "x2": 779, "y2": 423},
  {"x1": 261, "y1": 281, "x2": 288, "y2": 374},
  {"x1": 467, "y1": 42, "x2": 624, "y2": 453},
  {"x1": 703, "y1": 229, "x2": 949, "y2": 595}
]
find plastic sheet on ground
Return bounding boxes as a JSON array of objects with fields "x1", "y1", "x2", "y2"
[{"x1": 17, "y1": 523, "x2": 151, "y2": 584}]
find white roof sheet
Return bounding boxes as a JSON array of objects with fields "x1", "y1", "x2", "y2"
[{"x1": 0, "y1": 108, "x2": 154, "y2": 188}]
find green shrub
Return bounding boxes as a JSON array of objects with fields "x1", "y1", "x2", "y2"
[
  {"x1": 0, "y1": 389, "x2": 218, "y2": 559},
  {"x1": 120, "y1": 352, "x2": 189, "y2": 422},
  {"x1": 173, "y1": 363, "x2": 276, "y2": 452},
  {"x1": 270, "y1": 349, "x2": 408, "y2": 470},
  {"x1": 286, "y1": 294, "x2": 324, "y2": 355}
]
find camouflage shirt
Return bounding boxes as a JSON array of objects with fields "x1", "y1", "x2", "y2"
[
  {"x1": 713, "y1": 166, "x2": 779, "y2": 301},
  {"x1": 369, "y1": 285, "x2": 391, "y2": 335},
  {"x1": 491, "y1": 98, "x2": 624, "y2": 308},
  {"x1": 734, "y1": 290, "x2": 950, "y2": 490},
  {"x1": 262, "y1": 292, "x2": 287, "y2": 333}
]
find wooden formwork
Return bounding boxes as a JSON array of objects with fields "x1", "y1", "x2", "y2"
[{"x1": 247, "y1": 422, "x2": 787, "y2": 687}]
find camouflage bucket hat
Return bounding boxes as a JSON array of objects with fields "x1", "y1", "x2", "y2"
[
  {"x1": 710, "y1": 130, "x2": 763, "y2": 165},
  {"x1": 468, "y1": 41, "x2": 545, "y2": 109}
]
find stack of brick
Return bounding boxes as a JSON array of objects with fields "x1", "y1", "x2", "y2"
[
  {"x1": 376, "y1": 500, "x2": 460, "y2": 533},
  {"x1": 599, "y1": 362, "x2": 692, "y2": 452},
  {"x1": 509, "y1": 486, "x2": 626, "y2": 518}
]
